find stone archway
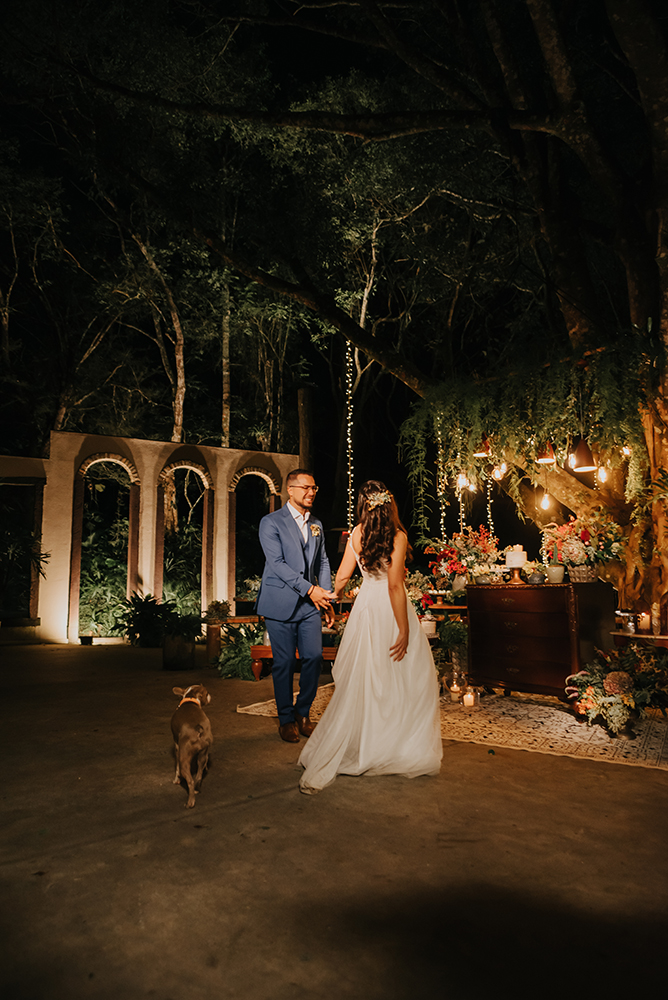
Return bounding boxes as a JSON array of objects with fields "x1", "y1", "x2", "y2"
[
  {"x1": 227, "y1": 466, "x2": 282, "y2": 610},
  {"x1": 155, "y1": 461, "x2": 215, "y2": 613},
  {"x1": 69, "y1": 453, "x2": 141, "y2": 641}
]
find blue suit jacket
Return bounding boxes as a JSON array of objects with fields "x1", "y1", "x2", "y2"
[{"x1": 256, "y1": 504, "x2": 331, "y2": 621}]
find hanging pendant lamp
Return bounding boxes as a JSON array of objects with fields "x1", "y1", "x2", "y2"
[
  {"x1": 473, "y1": 436, "x2": 491, "y2": 458},
  {"x1": 572, "y1": 438, "x2": 597, "y2": 473},
  {"x1": 536, "y1": 442, "x2": 555, "y2": 464}
]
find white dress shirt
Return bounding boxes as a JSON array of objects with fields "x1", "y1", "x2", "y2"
[{"x1": 288, "y1": 501, "x2": 310, "y2": 543}]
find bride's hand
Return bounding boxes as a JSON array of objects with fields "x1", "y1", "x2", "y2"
[{"x1": 389, "y1": 630, "x2": 409, "y2": 662}]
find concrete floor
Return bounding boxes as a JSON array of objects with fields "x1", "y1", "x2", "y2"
[{"x1": 0, "y1": 642, "x2": 667, "y2": 1000}]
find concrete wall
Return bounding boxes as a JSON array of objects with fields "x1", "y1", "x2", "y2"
[{"x1": 0, "y1": 431, "x2": 297, "y2": 643}]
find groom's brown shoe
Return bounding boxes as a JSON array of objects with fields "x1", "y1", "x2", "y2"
[
  {"x1": 278, "y1": 721, "x2": 300, "y2": 743},
  {"x1": 295, "y1": 713, "x2": 315, "y2": 738}
]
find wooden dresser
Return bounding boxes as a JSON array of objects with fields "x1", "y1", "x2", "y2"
[{"x1": 466, "y1": 582, "x2": 616, "y2": 698}]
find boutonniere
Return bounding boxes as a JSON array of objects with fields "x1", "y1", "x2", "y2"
[{"x1": 310, "y1": 524, "x2": 321, "y2": 537}]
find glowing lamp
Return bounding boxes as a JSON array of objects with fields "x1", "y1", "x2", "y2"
[
  {"x1": 536, "y1": 442, "x2": 555, "y2": 464},
  {"x1": 598, "y1": 467, "x2": 608, "y2": 483},
  {"x1": 571, "y1": 439, "x2": 597, "y2": 473},
  {"x1": 540, "y1": 493, "x2": 551, "y2": 510},
  {"x1": 456, "y1": 473, "x2": 469, "y2": 490},
  {"x1": 473, "y1": 437, "x2": 491, "y2": 458},
  {"x1": 622, "y1": 446, "x2": 632, "y2": 456}
]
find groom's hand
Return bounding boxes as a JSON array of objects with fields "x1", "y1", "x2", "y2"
[{"x1": 308, "y1": 584, "x2": 334, "y2": 611}]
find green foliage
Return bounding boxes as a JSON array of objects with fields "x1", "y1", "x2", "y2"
[
  {"x1": 215, "y1": 621, "x2": 265, "y2": 681},
  {"x1": 112, "y1": 593, "x2": 170, "y2": 648},
  {"x1": 79, "y1": 507, "x2": 129, "y2": 636},
  {"x1": 566, "y1": 643, "x2": 668, "y2": 734},
  {"x1": 162, "y1": 521, "x2": 202, "y2": 615},
  {"x1": 111, "y1": 592, "x2": 202, "y2": 646},
  {"x1": 203, "y1": 600, "x2": 230, "y2": 624},
  {"x1": 437, "y1": 618, "x2": 469, "y2": 652},
  {"x1": 0, "y1": 491, "x2": 49, "y2": 617},
  {"x1": 401, "y1": 336, "x2": 649, "y2": 535}
]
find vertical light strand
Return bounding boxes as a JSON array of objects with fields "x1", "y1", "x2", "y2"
[
  {"x1": 486, "y1": 476, "x2": 494, "y2": 533},
  {"x1": 436, "y1": 420, "x2": 447, "y2": 538},
  {"x1": 458, "y1": 489, "x2": 465, "y2": 532},
  {"x1": 345, "y1": 341, "x2": 355, "y2": 533}
]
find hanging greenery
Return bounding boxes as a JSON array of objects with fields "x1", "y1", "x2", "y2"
[{"x1": 400, "y1": 334, "x2": 650, "y2": 536}]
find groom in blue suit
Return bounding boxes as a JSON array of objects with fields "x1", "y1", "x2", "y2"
[{"x1": 256, "y1": 469, "x2": 334, "y2": 743}]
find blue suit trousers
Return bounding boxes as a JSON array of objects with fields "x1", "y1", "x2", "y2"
[{"x1": 264, "y1": 603, "x2": 323, "y2": 725}]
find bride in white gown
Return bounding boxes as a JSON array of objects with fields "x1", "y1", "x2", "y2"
[{"x1": 299, "y1": 480, "x2": 442, "y2": 794}]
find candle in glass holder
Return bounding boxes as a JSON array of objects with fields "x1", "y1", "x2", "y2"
[
  {"x1": 450, "y1": 682, "x2": 462, "y2": 703},
  {"x1": 637, "y1": 612, "x2": 651, "y2": 634},
  {"x1": 462, "y1": 690, "x2": 475, "y2": 707}
]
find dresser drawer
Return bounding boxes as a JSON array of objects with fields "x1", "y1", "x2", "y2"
[
  {"x1": 478, "y1": 611, "x2": 570, "y2": 639},
  {"x1": 468, "y1": 657, "x2": 572, "y2": 693},
  {"x1": 469, "y1": 631, "x2": 572, "y2": 665},
  {"x1": 467, "y1": 585, "x2": 570, "y2": 615}
]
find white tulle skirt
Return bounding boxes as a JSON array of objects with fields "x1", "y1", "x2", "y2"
[{"x1": 299, "y1": 572, "x2": 442, "y2": 793}]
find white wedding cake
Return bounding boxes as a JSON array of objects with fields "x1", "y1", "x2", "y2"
[{"x1": 505, "y1": 544, "x2": 527, "y2": 568}]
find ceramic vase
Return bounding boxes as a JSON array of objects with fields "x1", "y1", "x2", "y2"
[{"x1": 546, "y1": 564, "x2": 565, "y2": 584}]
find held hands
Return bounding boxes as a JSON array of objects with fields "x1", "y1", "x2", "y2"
[
  {"x1": 308, "y1": 584, "x2": 334, "y2": 612},
  {"x1": 389, "y1": 629, "x2": 409, "y2": 662}
]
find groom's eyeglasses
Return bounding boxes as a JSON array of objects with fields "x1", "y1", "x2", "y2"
[{"x1": 289, "y1": 484, "x2": 319, "y2": 494}]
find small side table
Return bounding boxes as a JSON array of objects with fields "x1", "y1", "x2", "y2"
[{"x1": 611, "y1": 631, "x2": 668, "y2": 650}]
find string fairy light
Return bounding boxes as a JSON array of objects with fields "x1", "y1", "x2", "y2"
[
  {"x1": 486, "y1": 476, "x2": 494, "y2": 532},
  {"x1": 436, "y1": 424, "x2": 448, "y2": 539},
  {"x1": 345, "y1": 341, "x2": 355, "y2": 533}
]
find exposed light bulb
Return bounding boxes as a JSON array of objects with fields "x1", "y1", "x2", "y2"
[
  {"x1": 456, "y1": 473, "x2": 469, "y2": 490},
  {"x1": 540, "y1": 493, "x2": 551, "y2": 510},
  {"x1": 492, "y1": 467, "x2": 502, "y2": 480},
  {"x1": 622, "y1": 446, "x2": 632, "y2": 456},
  {"x1": 500, "y1": 462, "x2": 507, "y2": 474},
  {"x1": 598, "y1": 467, "x2": 608, "y2": 483},
  {"x1": 468, "y1": 483, "x2": 477, "y2": 493},
  {"x1": 568, "y1": 453, "x2": 576, "y2": 468}
]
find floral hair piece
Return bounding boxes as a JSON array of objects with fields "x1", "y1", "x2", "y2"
[{"x1": 367, "y1": 490, "x2": 392, "y2": 510}]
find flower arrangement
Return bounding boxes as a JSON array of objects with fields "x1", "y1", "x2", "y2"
[
  {"x1": 427, "y1": 527, "x2": 500, "y2": 583},
  {"x1": 541, "y1": 517, "x2": 624, "y2": 568},
  {"x1": 565, "y1": 643, "x2": 668, "y2": 734},
  {"x1": 405, "y1": 569, "x2": 435, "y2": 613}
]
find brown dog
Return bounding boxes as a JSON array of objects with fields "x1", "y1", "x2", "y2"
[{"x1": 171, "y1": 685, "x2": 213, "y2": 808}]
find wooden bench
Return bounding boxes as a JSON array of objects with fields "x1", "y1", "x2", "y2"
[{"x1": 250, "y1": 644, "x2": 338, "y2": 679}]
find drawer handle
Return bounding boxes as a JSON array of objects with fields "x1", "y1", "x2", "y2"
[
  {"x1": 505, "y1": 644, "x2": 519, "y2": 653},
  {"x1": 501, "y1": 598, "x2": 516, "y2": 605},
  {"x1": 503, "y1": 621, "x2": 518, "y2": 630},
  {"x1": 506, "y1": 666, "x2": 520, "y2": 673}
]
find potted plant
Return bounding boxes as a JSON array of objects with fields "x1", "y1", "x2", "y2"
[
  {"x1": 437, "y1": 617, "x2": 469, "y2": 672},
  {"x1": 203, "y1": 600, "x2": 231, "y2": 660},
  {"x1": 542, "y1": 516, "x2": 625, "y2": 583},
  {"x1": 112, "y1": 593, "x2": 168, "y2": 648},
  {"x1": 162, "y1": 610, "x2": 202, "y2": 671},
  {"x1": 546, "y1": 543, "x2": 565, "y2": 584}
]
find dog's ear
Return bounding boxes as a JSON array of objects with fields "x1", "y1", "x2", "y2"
[{"x1": 172, "y1": 686, "x2": 186, "y2": 696}]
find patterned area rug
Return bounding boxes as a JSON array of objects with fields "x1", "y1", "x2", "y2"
[{"x1": 237, "y1": 683, "x2": 668, "y2": 770}]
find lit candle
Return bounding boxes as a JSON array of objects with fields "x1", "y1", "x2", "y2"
[
  {"x1": 463, "y1": 691, "x2": 475, "y2": 708},
  {"x1": 450, "y1": 683, "x2": 461, "y2": 703},
  {"x1": 637, "y1": 612, "x2": 651, "y2": 633}
]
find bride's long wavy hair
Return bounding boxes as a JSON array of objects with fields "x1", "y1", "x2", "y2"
[{"x1": 357, "y1": 480, "x2": 411, "y2": 573}]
